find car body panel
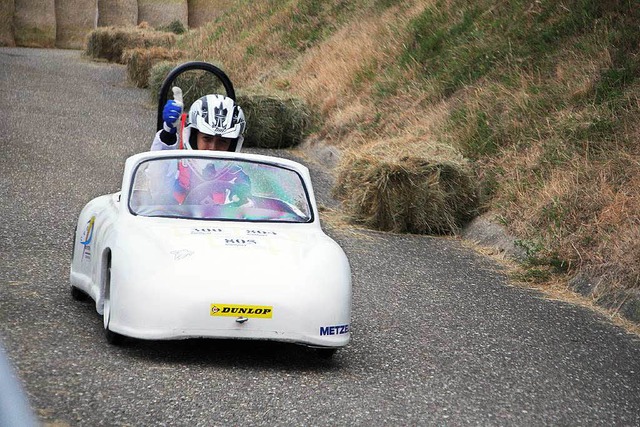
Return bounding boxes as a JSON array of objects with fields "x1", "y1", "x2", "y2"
[{"x1": 70, "y1": 151, "x2": 352, "y2": 348}]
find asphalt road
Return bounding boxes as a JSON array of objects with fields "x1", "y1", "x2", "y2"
[{"x1": 1, "y1": 47, "x2": 640, "y2": 426}]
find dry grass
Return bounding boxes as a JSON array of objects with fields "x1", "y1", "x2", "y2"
[
  {"x1": 85, "y1": 26, "x2": 176, "y2": 64},
  {"x1": 334, "y1": 138, "x2": 478, "y2": 234},
  {"x1": 289, "y1": 11, "x2": 397, "y2": 110},
  {"x1": 176, "y1": 1, "x2": 293, "y2": 86},
  {"x1": 123, "y1": 47, "x2": 183, "y2": 88},
  {"x1": 138, "y1": 0, "x2": 188, "y2": 29},
  {"x1": 238, "y1": 94, "x2": 312, "y2": 149},
  {"x1": 94, "y1": 0, "x2": 640, "y2": 316},
  {"x1": 188, "y1": 0, "x2": 233, "y2": 28},
  {"x1": 0, "y1": 0, "x2": 16, "y2": 46},
  {"x1": 504, "y1": 156, "x2": 640, "y2": 292},
  {"x1": 97, "y1": 0, "x2": 138, "y2": 27},
  {"x1": 13, "y1": 0, "x2": 56, "y2": 48},
  {"x1": 54, "y1": 0, "x2": 96, "y2": 49}
]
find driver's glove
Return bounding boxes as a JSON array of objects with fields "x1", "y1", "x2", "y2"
[{"x1": 162, "y1": 100, "x2": 183, "y2": 133}]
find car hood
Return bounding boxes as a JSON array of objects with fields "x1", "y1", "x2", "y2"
[{"x1": 115, "y1": 219, "x2": 339, "y2": 290}]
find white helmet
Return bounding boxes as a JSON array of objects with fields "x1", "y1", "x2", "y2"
[{"x1": 184, "y1": 94, "x2": 246, "y2": 152}]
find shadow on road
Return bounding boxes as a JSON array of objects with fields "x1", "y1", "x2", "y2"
[{"x1": 71, "y1": 296, "x2": 346, "y2": 372}]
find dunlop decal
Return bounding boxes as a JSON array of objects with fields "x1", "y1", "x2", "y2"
[{"x1": 210, "y1": 304, "x2": 273, "y2": 318}]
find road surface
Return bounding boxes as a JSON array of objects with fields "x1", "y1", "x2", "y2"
[{"x1": 1, "y1": 47, "x2": 639, "y2": 426}]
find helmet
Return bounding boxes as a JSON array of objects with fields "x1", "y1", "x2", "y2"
[{"x1": 184, "y1": 94, "x2": 246, "y2": 152}]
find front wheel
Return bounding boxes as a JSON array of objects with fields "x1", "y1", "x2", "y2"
[
  {"x1": 316, "y1": 348, "x2": 337, "y2": 359},
  {"x1": 103, "y1": 267, "x2": 124, "y2": 346}
]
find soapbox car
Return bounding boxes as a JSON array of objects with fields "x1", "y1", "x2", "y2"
[
  {"x1": 69, "y1": 150, "x2": 352, "y2": 354},
  {"x1": 69, "y1": 62, "x2": 351, "y2": 356}
]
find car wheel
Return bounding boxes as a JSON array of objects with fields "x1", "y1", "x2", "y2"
[
  {"x1": 70, "y1": 286, "x2": 89, "y2": 302},
  {"x1": 316, "y1": 348, "x2": 337, "y2": 359},
  {"x1": 103, "y1": 267, "x2": 124, "y2": 346}
]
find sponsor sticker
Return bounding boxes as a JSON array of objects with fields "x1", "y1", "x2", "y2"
[
  {"x1": 319, "y1": 324, "x2": 350, "y2": 336},
  {"x1": 210, "y1": 304, "x2": 273, "y2": 318},
  {"x1": 191, "y1": 228, "x2": 223, "y2": 235},
  {"x1": 80, "y1": 216, "x2": 95, "y2": 261},
  {"x1": 247, "y1": 230, "x2": 277, "y2": 236},
  {"x1": 224, "y1": 238, "x2": 257, "y2": 246}
]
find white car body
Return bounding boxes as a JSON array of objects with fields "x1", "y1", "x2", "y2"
[{"x1": 70, "y1": 150, "x2": 352, "y2": 350}]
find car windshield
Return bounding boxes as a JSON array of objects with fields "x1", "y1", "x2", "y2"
[{"x1": 129, "y1": 156, "x2": 313, "y2": 223}]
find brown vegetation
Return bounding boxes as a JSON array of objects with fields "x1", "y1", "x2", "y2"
[
  {"x1": 124, "y1": 47, "x2": 183, "y2": 87},
  {"x1": 55, "y1": 0, "x2": 96, "y2": 49},
  {"x1": 79, "y1": 0, "x2": 640, "y2": 321},
  {"x1": 334, "y1": 139, "x2": 478, "y2": 234},
  {"x1": 13, "y1": 0, "x2": 56, "y2": 48},
  {"x1": 0, "y1": 0, "x2": 16, "y2": 47},
  {"x1": 85, "y1": 26, "x2": 176, "y2": 63},
  {"x1": 97, "y1": 0, "x2": 138, "y2": 27},
  {"x1": 138, "y1": 0, "x2": 188, "y2": 29}
]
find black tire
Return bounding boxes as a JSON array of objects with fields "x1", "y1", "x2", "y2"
[
  {"x1": 316, "y1": 348, "x2": 337, "y2": 359},
  {"x1": 70, "y1": 286, "x2": 90, "y2": 302},
  {"x1": 105, "y1": 328, "x2": 124, "y2": 346}
]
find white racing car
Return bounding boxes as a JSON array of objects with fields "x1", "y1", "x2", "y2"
[
  {"x1": 70, "y1": 150, "x2": 352, "y2": 356},
  {"x1": 69, "y1": 62, "x2": 351, "y2": 357}
]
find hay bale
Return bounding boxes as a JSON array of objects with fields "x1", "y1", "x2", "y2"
[
  {"x1": 123, "y1": 47, "x2": 182, "y2": 87},
  {"x1": 238, "y1": 95, "x2": 312, "y2": 149},
  {"x1": 0, "y1": 0, "x2": 16, "y2": 47},
  {"x1": 148, "y1": 61, "x2": 224, "y2": 105},
  {"x1": 158, "y1": 19, "x2": 186, "y2": 34},
  {"x1": 334, "y1": 141, "x2": 479, "y2": 234},
  {"x1": 13, "y1": 0, "x2": 56, "y2": 47},
  {"x1": 55, "y1": 0, "x2": 97, "y2": 49},
  {"x1": 188, "y1": 0, "x2": 231, "y2": 28},
  {"x1": 84, "y1": 27, "x2": 176, "y2": 63},
  {"x1": 138, "y1": 0, "x2": 188, "y2": 29},
  {"x1": 97, "y1": 0, "x2": 137, "y2": 27}
]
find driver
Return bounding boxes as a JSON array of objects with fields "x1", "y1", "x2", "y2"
[{"x1": 149, "y1": 94, "x2": 251, "y2": 205}]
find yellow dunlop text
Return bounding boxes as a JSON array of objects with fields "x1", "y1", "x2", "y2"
[{"x1": 210, "y1": 304, "x2": 273, "y2": 318}]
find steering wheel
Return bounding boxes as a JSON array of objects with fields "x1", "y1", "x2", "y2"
[
  {"x1": 183, "y1": 180, "x2": 234, "y2": 205},
  {"x1": 156, "y1": 62, "x2": 236, "y2": 132}
]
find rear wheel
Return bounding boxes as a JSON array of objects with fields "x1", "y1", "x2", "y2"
[
  {"x1": 70, "y1": 286, "x2": 89, "y2": 302},
  {"x1": 103, "y1": 266, "x2": 124, "y2": 345}
]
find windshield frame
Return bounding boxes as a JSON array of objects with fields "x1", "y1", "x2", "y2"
[{"x1": 127, "y1": 154, "x2": 315, "y2": 224}]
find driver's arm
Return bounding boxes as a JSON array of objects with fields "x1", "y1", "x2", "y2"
[
  {"x1": 150, "y1": 99, "x2": 182, "y2": 151},
  {"x1": 150, "y1": 129, "x2": 178, "y2": 151}
]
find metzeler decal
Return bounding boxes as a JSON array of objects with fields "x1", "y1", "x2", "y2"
[
  {"x1": 80, "y1": 216, "x2": 95, "y2": 261},
  {"x1": 320, "y1": 324, "x2": 350, "y2": 336},
  {"x1": 210, "y1": 304, "x2": 273, "y2": 318}
]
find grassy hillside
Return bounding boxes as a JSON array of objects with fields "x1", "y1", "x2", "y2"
[{"x1": 168, "y1": 0, "x2": 638, "y2": 312}]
